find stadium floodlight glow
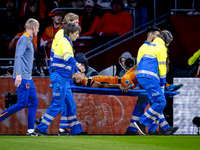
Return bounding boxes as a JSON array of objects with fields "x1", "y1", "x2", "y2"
[{"x1": 192, "y1": 116, "x2": 200, "y2": 135}]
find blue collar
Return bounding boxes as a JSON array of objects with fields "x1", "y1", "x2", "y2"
[
  {"x1": 64, "y1": 35, "x2": 73, "y2": 48},
  {"x1": 144, "y1": 40, "x2": 150, "y2": 45},
  {"x1": 145, "y1": 40, "x2": 156, "y2": 46}
]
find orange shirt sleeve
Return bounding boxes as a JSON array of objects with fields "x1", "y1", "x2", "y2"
[
  {"x1": 33, "y1": 36, "x2": 37, "y2": 47},
  {"x1": 96, "y1": 14, "x2": 106, "y2": 35},
  {"x1": 82, "y1": 78, "x2": 89, "y2": 87},
  {"x1": 121, "y1": 12, "x2": 133, "y2": 35},
  {"x1": 40, "y1": 0, "x2": 46, "y2": 19},
  {"x1": 20, "y1": 1, "x2": 27, "y2": 17}
]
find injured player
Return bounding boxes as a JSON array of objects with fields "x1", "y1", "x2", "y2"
[{"x1": 72, "y1": 64, "x2": 138, "y2": 93}]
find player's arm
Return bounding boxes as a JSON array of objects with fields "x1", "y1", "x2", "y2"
[
  {"x1": 125, "y1": 64, "x2": 138, "y2": 75},
  {"x1": 61, "y1": 39, "x2": 85, "y2": 72},
  {"x1": 14, "y1": 36, "x2": 28, "y2": 87}
]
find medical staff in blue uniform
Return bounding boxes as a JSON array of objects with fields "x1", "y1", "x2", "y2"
[
  {"x1": 126, "y1": 27, "x2": 178, "y2": 135},
  {"x1": 34, "y1": 23, "x2": 86, "y2": 136},
  {"x1": 134, "y1": 30, "x2": 173, "y2": 135},
  {"x1": 0, "y1": 18, "x2": 40, "y2": 136}
]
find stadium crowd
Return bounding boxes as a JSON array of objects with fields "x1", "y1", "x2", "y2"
[{"x1": 0, "y1": 0, "x2": 172, "y2": 60}]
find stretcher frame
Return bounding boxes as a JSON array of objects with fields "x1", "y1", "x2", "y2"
[{"x1": 71, "y1": 86, "x2": 179, "y2": 98}]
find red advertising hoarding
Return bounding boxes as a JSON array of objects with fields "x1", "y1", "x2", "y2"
[{"x1": 0, "y1": 78, "x2": 142, "y2": 135}]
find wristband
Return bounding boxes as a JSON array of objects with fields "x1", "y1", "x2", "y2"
[{"x1": 77, "y1": 63, "x2": 81, "y2": 67}]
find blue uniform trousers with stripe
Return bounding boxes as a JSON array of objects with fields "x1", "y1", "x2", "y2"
[
  {"x1": 0, "y1": 79, "x2": 38, "y2": 129},
  {"x1": 127, "y1": 98, "x2": 170, "y2": 132},
  {"x1": 127, "y1": 97, "x2": 149, "y2": 132},
  {"x1": 148, "y1": 113, "x2": 170, "y2": 132},
  {"x1": 59, "y1": 82, "x2": 83, "y2": 135},
  {"x1": 136, "y1": 77, "x2": 166, "y2": 127},
  {"x1": 37, "y1": 72, "x2": 83, "y2": 134}
]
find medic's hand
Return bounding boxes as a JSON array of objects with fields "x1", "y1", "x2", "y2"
[
  {"x1": 161, "y1": 86, "x2": 165, "y2": 94},
  {"x1": 15, "y1": 74, "x2": 22, "y2": 87},
  {"x1": 76, "y1": 63, "x2": 85, "y2": 73}
]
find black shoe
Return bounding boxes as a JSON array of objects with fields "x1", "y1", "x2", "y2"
[
  {"x1": 148, "y1": 131, "x2": 162, "y2": 135},
  {"x1": 33, "y1": 128, "x2": 47, "y2": 136},
  {"x1": 160, "y1": 127, "x2": 179, "y2": 135},
  {"x1": 26, "y1": 132, "x2": 36, "y2": 136},
  {"x1": 35, "y1": 117, "x2": 42, "y2": 125},
  {"x1": 125, "y1": 130, "x2": 139, "y2": 135},
  {"x1": 58, "y1": 128, "x2": 71, "y2": 136},
  {"x1": 134, "y1": 121, "x2": 146, "y2": 135},
  {"x1": 76, "y1": 132, "x2": 88, "y2": 135}
]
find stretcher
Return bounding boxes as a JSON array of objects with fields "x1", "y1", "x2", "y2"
[{"x1": 70, "y1": 86, "x2": 179, "y2": 98}]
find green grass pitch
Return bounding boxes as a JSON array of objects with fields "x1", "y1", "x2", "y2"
[{"x1": 0, "y1": 135, "x2": 199, "y2": 150}]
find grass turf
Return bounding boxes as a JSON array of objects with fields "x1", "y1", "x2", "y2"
[{"x1": 0, "y1": 135, "x2": 199, "y2": 150}]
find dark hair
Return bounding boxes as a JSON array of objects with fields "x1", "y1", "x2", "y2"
[
  {"x1": 64, "y1": 23, "x2": 81, "y2": 36},
  {"x1": 158, "y1": 30, "x2": 173, "y2": 44},
  {"x1": 81, "y1": 3, "x2": 97, "y2": 34},
  {"x1": 111, "y1": 0, "x2": 124, "y2": 9},
  {"x1": 146, "y1": 26, "x2": 161, "y2": 35}
]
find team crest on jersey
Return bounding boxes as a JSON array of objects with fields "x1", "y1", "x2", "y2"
[
  {"x1": 125, "y1": 80, "x2": 130, "y2": 85},
  {"x1": 26, "y1": 83, "x2": 30, "y2": 89},
  {"x1": 84, "y1": 81, "x2": 87, "y2": 87}
]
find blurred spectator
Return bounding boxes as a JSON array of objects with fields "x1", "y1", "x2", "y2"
[
  {"x1": 123, "y1": 0, "x2": 130, "y2": 12},
  {"x1": 0, "y1": 0, "x2": 20, "y2": 39},
  {"x1": 43, "y1": 0, "x2": 67, "y2": 29},
  {"x1": 96, "y1": 0, "x2": 133, "y2": 44},
  {"x1": 188, "y1": 0, "x2": 200, "y2": 15},
  {"x1": 0, "y1": 0, "x2": 20, "y2": 58},
  {"x1": 43, "y1": 0, "x2": 62, "y2": 9},
  {"x1": 118, "y1": 52, "x2": 136, "y2": 77},
  {"x1": 75, "y1": 53, "x2": 98, "y2": 77},
  {"x1": 71, "y1": 0, "x2": 85, "y2": 7},
  {"x1": 188, "y1": 49, "x2": 200, "y2": 77},
  {"x1": 79, "y1": 0, "x2": 100, "y2": 36},
  {"x1": 129, "y1": 0, "x2": 148, "y2": 29},
  {"x1": 20, "y1": 0, "x2": 46, "y2": 19},
  {"x1": 156, "y1": 0, "x2": 170, "y2": 18},
  {"x1": 20, "y1": 0, "x2": 46, "y2": 34},
  {"x1": 41, "y1": 8, "x2": 64, "y2": 58},
  {"x1": 96, "y1": 0, "x2": 112, "y2": 8},
  {"x1": 7, "y1": 18, "x2": 38, "y2": 58}
]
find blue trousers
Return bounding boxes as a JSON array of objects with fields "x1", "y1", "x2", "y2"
[
  {"x1": 127, "y1": 96, "x2": 149, "y2": 132},
  {"x1": 0, "y1": 79, "x2": 38, "y2": 129},
  {"x1": 37, "y1": 72, "x2": 83, "y2": 134},
  {"x1": 136, "y1": 77, "x2": 166, "y2": 127},
  {"x1": 127, "y1": 97, "x2": 170, "y2": 132}
]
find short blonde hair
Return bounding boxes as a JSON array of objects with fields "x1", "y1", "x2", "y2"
[
  {"x1": 25, "y1": 18, "x2": 38, "y2": 30},
  {"x1": 62, "y1": 13, "x2": 79, "y2": 25}
]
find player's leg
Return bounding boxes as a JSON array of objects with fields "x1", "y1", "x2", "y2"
[
  {"x1": 26, "y1": 79, "x2": 39, "y2": 135},
  {"x1": 0, "y1": 79, "x2": 29, "y2": 122}
]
